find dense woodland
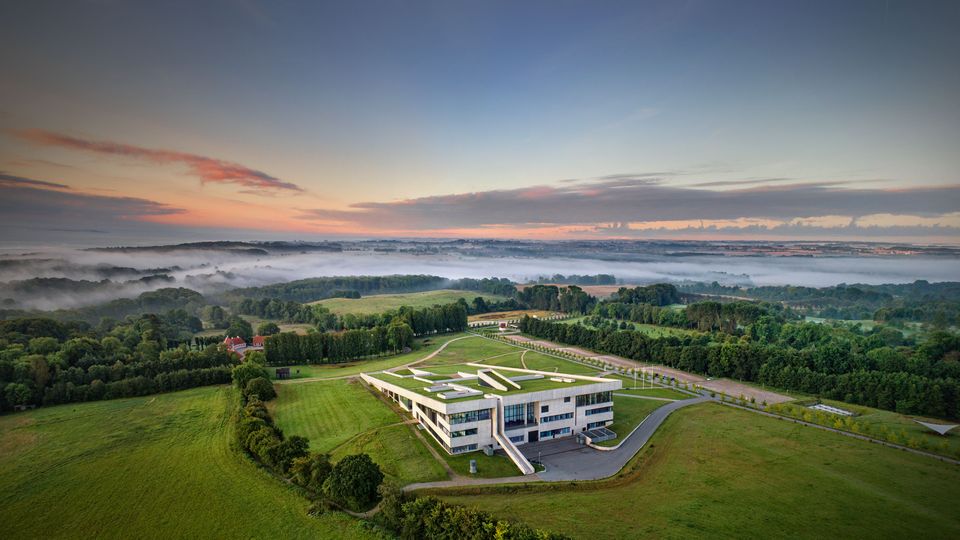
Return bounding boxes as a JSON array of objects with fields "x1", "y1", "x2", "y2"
[
  {"x1": 680, "y1": 280, "x2": 960, "y2": 324},
  {"x1": 523, "y1": 285, "x2": 960, "y2": 419}
]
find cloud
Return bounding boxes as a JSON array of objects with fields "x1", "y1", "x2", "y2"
[
  {"x1": 12, "y1": 129, "x2": 301, "y2": 192},
  {"x1": 0, "y1": 181, "x2": 185, "y2": 239},
  {"x1": 302, "y1": 178, "x2": 960, "y2": 232},
  {"x1": 0, "y1": 171, "x2": 69, "y2": 189}
]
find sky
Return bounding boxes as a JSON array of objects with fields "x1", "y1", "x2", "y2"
[{"x1": 1, "y1": 0, "x2": 958, "y2": 245}]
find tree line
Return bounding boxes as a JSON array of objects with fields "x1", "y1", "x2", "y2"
[{"x1": 520, "y1": 316, "x2": 960, "y2": 419}]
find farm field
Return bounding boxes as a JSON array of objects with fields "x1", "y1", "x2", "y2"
[
  {"x1": 311, "y1": 289, "x2": 507, "y2": 315},
  {"x1": 438, "y1": 403, "x2": 960, "y2": 539},
  {"x1": 0, "y1": 386, "x2": 379, "y2": 539}
]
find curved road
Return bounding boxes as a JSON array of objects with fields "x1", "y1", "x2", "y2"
[{"x1": 404, "y1": 395, "x2": 709, "y2": 491}]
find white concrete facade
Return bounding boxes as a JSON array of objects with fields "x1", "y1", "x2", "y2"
[{"x1": 361, "y1": 364, "x2": 621, "y2": 465}]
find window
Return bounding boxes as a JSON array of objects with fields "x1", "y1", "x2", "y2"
[
  {"x1": 587, "y1": 421, "x2": 607, "y2": 429},
  {"x1": 541, "y1": 405, "x2": 549, "y2": 414},
  {"x1": 449, "y1": 409, "x2": 491, "y2": 425},
  {"x1": 450, "y1": 428, "x2": 478, "y2": 438},
  {"x1": 509, "y1": 435, "x2": 525, "y2": 443},
  {"x1": 504, "y1": 403, "x2": 536, "y2": 428},
  {"x1": 451, "y1": 443, "x2": 478, "y2": 454},
  {"x1": 585, "y1": 406, "x2": 613, "y2": 416},
  {"x1": 564, "y1": 397, "x2": 571, "y2": 403},
  {"x1": 576, "y1": 391, "x2": 612, "y2": 407},
  {"x1": 540, "y1": 412, "x2": 574, "y2": 423},
  {"x1": 539, "y1": 427, "x2": 571, "y2": 440}
]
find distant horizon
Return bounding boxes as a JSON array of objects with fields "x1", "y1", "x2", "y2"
[{"x1": 2, "y1": 0, "x2": 958, "y2": 244}]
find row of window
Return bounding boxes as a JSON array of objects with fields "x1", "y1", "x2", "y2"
[
  {"x1": 452, "y1": 443, "x2": 478, "y2": 454},
  {"x1": 576, "y1": 391, "x2": 612, "y2": 407},
  {"x1": 585, "y1": 406, "x2": 613, "y2": 416},
  {"x1": 540, "y1": 412, "x2": 573, "y2": 423},
  {"x1": 539, "y1": 427, "x2": 571, "y2": 440},
  {"x1": 509, "y1": 435, "x2": 525, "y2": 443},
  {"x1": 450, "y1": 427, "x2": 478, "y2": 438},
  {"x1": 449, "y1": 409, "x2": 491, "y2": 425},
  {"x1": 587, "y1": 421, "x2": 608, "y2": 429}
]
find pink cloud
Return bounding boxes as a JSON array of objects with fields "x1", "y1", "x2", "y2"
[{"x1": 14, "y1": 129, "x2": 301, "y2": 192}]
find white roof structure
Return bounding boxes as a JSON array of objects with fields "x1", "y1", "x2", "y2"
[{"x1": 914, "y1": 420, "x2": 959, "y2": 436}]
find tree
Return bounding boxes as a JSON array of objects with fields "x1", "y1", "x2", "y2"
[
  {"x1": 231, "y1": 361, "x2": 270, "y2": 391},
  {"x1": 4, "y1": 383, "x2": 32, "y2": 406},
  {"x1": 291, "y1": 453, "x2": 333, "y2": 492},
  {"x1": 322, "y1": 453, "x2": 384, "y2": 511},
  {"x1": 245, "y1": 376, "x2": 277, "y2": 400},
  {"x1": 224, "y1": 316, "x2": 253, "y2": 341},
  {"x1": 256, "y1": 322, "x2": 281, "y2": 336}
]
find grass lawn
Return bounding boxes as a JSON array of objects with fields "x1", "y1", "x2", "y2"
[
  {"x1": 417, "y1": 425, "x2": 523, "y2": 478},
  {"x1": 614, "y1": 386, "x2": 692, "y2": 400},
  {"x1": 267, "y1": 334, "x2": 462, "y2": 379},
  {"x1": 769, "y1": 398, "x2": 960, "y2": 459},
  {"x1": 468, "y1": 309, "x2": 558, "y2": 322},
  {"x1": 329, "y1": 423, "x2": 447, "y2": 485},
  {"x1": 417, "y1": 335, "x2": 519, "y2": 367},
  {"x1": 595, "y1": 395, "x2": 668, "y2": 447},
  {"x1": 312, "y1": 289, "x2": 507, "y2": 315},
  {"x1": 268, "y1": 378, "x2": 398, "y2": 452},
  {"x1": 437, "y1": 403, "x2": 960, "y2": 539},
  {"x1": 240, "y1": 315, "x2": 315, "y2": 335},
  {"x1": 0, "y1": 387, "x2": 382, "y2": 539}
]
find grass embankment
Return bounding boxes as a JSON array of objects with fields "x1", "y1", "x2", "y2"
[
  {"x1": 312, "y1": 289, "x2": 507, "y2": 315},
  {"x1": 417, "y1": 335, "x2": 517, "y2": 367},
  {"x1": 438, "y1": 403, "x2": 960, "y2": 539},
  {"x1": 768, "y1": 398, "x2": 960, "y2": 459},
  {"x1": 0, "y1": 387, "x2": 381, "y2": 539}
]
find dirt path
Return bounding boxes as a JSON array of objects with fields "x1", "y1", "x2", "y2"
[{"x1": 520, "y1": 349, "x2": 528, "y2": 369}]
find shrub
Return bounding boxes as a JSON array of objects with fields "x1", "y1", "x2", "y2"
[
  {"x1": 245, "y1": 377, "x2": 277, "y2": 400},
  {"x1": 322, "y1": 453, "x2": 384, "y2": 511},
  {"x1": 291, "y1": 453, "x2": 333, "y2": 493},
  {"x1": 232, "y1": 361, "x2": 270, "y2": 390}
]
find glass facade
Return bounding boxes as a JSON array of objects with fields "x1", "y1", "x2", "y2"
[
  {"x1": 576, "y1": 391, "x2": 612, "y2": 407},
  {"x1": 509, "y1": 435, "x2": 525, "y2": 443},
  {"x1": 504, "y1": 403, "x2": 536, "y2": 429},
  {"x1": 450, "y1": 428, "x2": 478, "y2": 438},
  {"x1": 539, "y1": 427, "x2": 571, "y2": 440},
  {"x1": 452, "y1": 443, "x2": 478, "y2": 454},
  {"x1": 585, "y1": 406, "x2": 613, "y2": 416},
  {"x1": 587, "y1": 421, "x2": 607, "y2": 429},
  {"x1": 449, "y1": 408, "x2": 491, "y2": 425},
  {"x1": 540, "y1": 412, "x2": 573, "y2": 423}
]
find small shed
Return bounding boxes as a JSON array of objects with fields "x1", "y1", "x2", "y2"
[{"x1": 275, "y1": 367, "x2": 291, "y2": 380}]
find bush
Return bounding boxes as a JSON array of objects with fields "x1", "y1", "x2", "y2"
[
  {"x1": 322, "y1": 453, "x2": 384, "y2": 511},
  {"x1": 291, "y1": 453, "x2": 333, "y2": 493},
  {"x1": 232, "y1": 361, "x2": 270, "y2": 390},
  {"x1": 245, "y1": 377, "x2": 276, "y2": 400}
]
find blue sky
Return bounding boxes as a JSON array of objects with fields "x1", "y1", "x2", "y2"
[{"x1": 1, "y1": 0, "x2": 958, "y2": 243}]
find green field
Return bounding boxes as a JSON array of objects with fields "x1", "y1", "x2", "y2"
[
  {"x1": 438, "y1": 403, "x2": 960, "y2": 539},
  {"x1": 595, "y1": 395, "x2": 668, "y2": 447},
  {"x1": 0, "y1": 387, "x2": 381, "y2": 539},
  {"x1": 417, "y1": 335, "x2": 519, "y2": 367},
  {"x1": 329, "y1": 423, "x2": 447, "y2": 485},
  {"x1": 312, "y1": 289, "x2": 507, "y2": 315},
  {"x1": 268, "y1": 334, "x2": 465, "y2": 379},
  {"x1": 481, "y1": 348, "x2": 602, "y2": 375},
  {"x1": 614, "y1": 386, "x2": 692, "y2": 400},
  {"x1": 268, "y1": 378, "x2": 398, "y2": 453}
]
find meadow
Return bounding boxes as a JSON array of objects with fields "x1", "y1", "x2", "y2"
[
  {"x1": 0, "y1": 386, "x2": 382, "y2": 539},
  {"x1": 437, "y1": 403, "x2": 960, "y2": 539},
  {"x1": 311, "y1": 289, "x2": 507, "y2": 315}
]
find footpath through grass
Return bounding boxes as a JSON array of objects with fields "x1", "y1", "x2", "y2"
[
  {"x1": 438, "y1": 403, "x2": 960, "y2": 539},
  {"x1": 0, "y1": 387, "x2": 381, "y2": 539}
]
